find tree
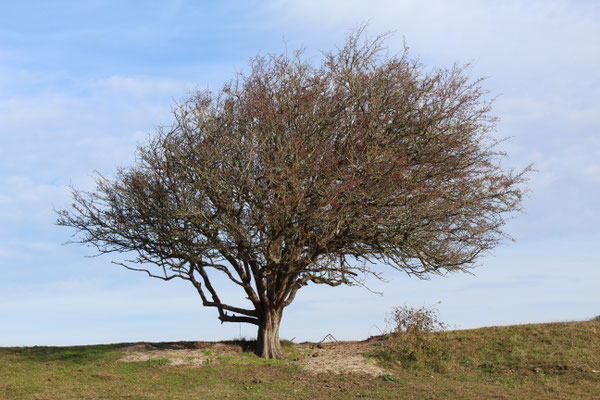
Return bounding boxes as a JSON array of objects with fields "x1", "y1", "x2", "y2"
[{"x1": 57, "y1": 29, "x2": 529, "y2": 359}]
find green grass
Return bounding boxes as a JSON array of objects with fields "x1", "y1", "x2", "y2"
[
  {"x1": 1, "y1": 320, "x2": 599, "y2": 399},
  {"x1": 369, "y1": 319, "x2": 600, "y2": 398}
]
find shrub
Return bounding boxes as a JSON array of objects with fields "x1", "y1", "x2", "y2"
[
  {"x1": 386, "y1": 304, "x2": 447, "y2": 334},
  {"x1": 372, "y1": 304, "x2": 451, "y2": 372}
]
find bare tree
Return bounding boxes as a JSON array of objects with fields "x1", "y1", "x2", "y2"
[{"x1": 57, "y1": 28, "x2": 529, "y2": 359}]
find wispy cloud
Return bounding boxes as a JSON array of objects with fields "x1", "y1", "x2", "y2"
[
  {"x1": 581, "y1": 165, "x2": 600, "y2": 183},
  {"x1": 94, "y1": 75, "x2": 192, "y2": 97}
]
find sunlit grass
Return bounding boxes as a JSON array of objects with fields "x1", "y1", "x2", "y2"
[{"x1": 1, "y1": 320, "x2": 599, "y2": 399}]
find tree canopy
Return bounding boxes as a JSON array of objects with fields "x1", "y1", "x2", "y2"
[{"x1": 58, "y1": 29, "x2": 529, "y2": 358}]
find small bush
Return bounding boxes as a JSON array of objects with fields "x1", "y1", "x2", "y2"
[
  {"x1": 386, "y1": 304, "x2": 447, "y2": 334},
  {"x1": 372, "y1": 304, "x2": 451, "y2": 372}
]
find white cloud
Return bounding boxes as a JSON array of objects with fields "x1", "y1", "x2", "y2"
[
  {"x1": 498, "y1": 96, "x2": 600, "y2": 127},
  {"x1": 94, "y1": 75, "x2": 192, "y2": 97},
  {"x1": 0, "y1": 247, "x2": 14, "y2": 257},
  {"x1": 263, "y1": 1, "x2": 600, "y2": 98},
  {"x1": 0, "y1": 78, "x2": 179, "y2": 185},
  {"x1": 0, "y1": 176, "x2": 65, "y2": 220},
  {"x1": 26, "y1": 241, "x2": 57, "y2": 251},
  {"x1": 582, "y1": 165, "x2": 600, "y2": 183},
  {"x1": 530, "y1": 171, "x2": 558, "y2": 190}
]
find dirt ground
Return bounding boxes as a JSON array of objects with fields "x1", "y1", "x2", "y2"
[
  {"x1": 119, "y1": 339, "x2": 389, "y2": 376},
  {"x1": 298, "y1": 340, "x2": 388, "y2": 376}
]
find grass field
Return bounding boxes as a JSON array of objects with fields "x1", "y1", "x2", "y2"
[{"x1": 1, "y1": 320, "x2": 599, "y2": 399}]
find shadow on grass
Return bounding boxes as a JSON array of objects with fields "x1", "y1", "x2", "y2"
[
  {"x1": 4, "y1": 343, "x2": 125, "y2": 364},
  {"x1": 221, "y1": 339, "x2": 256, "y2": 353},
  {"x1": 2, "y1": 338, "x2": 297, "y2": 364},
  {"x1": 140, "y1": 339, "x2": 257, "y2": 353},
  {"x1": 220, "y1": 338, "x2": 295, "y2": 353}
]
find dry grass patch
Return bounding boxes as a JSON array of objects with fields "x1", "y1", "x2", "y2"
[
  {"x1": 118, "y1": 339, "x2": 389, "y2": 376},
  {"x1": 300, "y1": 340, "x2": 389, "y2": 376},
  {"x1": 119, "y1": 341, "x2": 241, "y2": 367}
]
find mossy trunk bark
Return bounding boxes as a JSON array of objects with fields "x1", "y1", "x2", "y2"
[{"x1": 256, "y1": 308, "x2": 283, "y2": 359}]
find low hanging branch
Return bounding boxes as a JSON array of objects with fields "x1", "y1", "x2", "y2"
[{"x1": 57, "y1": 26, "x2": 530, "y2": 359}]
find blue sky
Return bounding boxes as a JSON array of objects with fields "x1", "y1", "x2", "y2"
[{"x1": 1, "y1": 0, "x2": 599, "y2": 346}]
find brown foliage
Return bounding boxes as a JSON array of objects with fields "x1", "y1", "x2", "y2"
[
  {"x1": 386, "y1": 304, "x2": 447, "y2": 334},
  {"x1": 57, "y1": 27, "x2": 529, "y2": 358}
]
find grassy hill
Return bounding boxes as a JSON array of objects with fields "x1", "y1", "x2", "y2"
[{"x1": 1, "y1": 320, "x2": 599, "y2": 399}]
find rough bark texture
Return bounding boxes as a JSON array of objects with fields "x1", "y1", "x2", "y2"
[{"x1": 256, "y1": 308, "x2": 283, "y2": 359}]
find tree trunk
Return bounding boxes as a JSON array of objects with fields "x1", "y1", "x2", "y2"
[{"x1": 256, "y1": 308, "x2": 283, "y2": 359}]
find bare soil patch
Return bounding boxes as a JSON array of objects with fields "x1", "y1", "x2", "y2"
[
  {"x1": 118, "y1": 338, "x2": 389, "y2": 376},
  {"x1": 119, "y1": 341, "x2": 242, "y2": 367},
  {"x1": 299, "y1": 339, "x2": 388, "y2": 376}
]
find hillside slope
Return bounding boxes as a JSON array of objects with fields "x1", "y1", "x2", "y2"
[{"x1": 1, "y1": 320, "x2": 599, "y2": 399}]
